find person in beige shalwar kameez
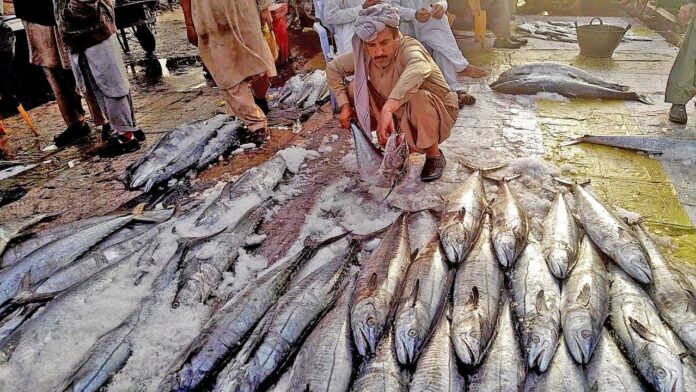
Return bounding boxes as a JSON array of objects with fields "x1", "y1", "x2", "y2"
[{"x1": 181, "y1": 0, "x2": 277, "y2": 134}]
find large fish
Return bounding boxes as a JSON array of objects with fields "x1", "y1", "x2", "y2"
[
  {"x1": 451, "y1": 213, "x2": 503, "y2": 366},
  {"x1": 562, "y1": 134, "x2": 696, "y2": 155},
  {"x1": 523, "y1": 339, "x2": 587, "y2": 392},
  {"x1": 409, "y1": 307, "x2": 465, "y2": 392},
  {"x1": 157, "y1": 232, "x2": 348, "y2": 392},
  {"x1": 0, "y1": 213, "x2": 50, "y2": 257},
  {"x1": 393, "y1": 234, "x2": 450, "y2": 365},
  {"x1": 351, "y1": 214, "x2": 411, "y2": 357},
  {"x1": 609, "y1": 266, "x2": 685, "y2": 392},
  {"x1": 491, "y1": 63, "x2": 629, "y2": 92},
  {"x1": 287, "y1": 277, "x2": 355, "y2": 392},
  {"x1": 349, "y1": 121, "x2": 384, "y2": 186},
  {"x1": 569, "y1": 181, "x2": 652, "y2": 283},
  {"x1": 295, "y1": 70, "x2": 329, "y2": 109},
  {"x1": 0, "y1": 304, "x2": 42, "y2": 344},
  {"x1": 351, "y1": 328, "x2": 408, "y2": 392},
  {"x1": 212, "y1": 243, "x2": 356, "y2": 392},
  {"x1": 585, "y1": 328, "x2": 645, "y2": 392},
  {"x1": 541, "y1": 192, "x2": 581, "y2": 279},
  {"x1": 561, "y1": 235, "x2": 609, "y2": 364},
  {"x1": 196, "y1": 117, "x2": 243, "y2": 170},
  {"x1": 510, "y1": 238, "x2": 561, "y2": 372},
  {"x1": 490, "y1": 176, "x2": 528, "y2": 267},
  {"x1": 379, "y1": 131, "x2": 409, "y2": 198},
  {"x1": 634, "y1": 224, "x2": 696, "y2": 353},
  {"x1": 468, "y1": 294, "x2": 526, "y2": 392}
]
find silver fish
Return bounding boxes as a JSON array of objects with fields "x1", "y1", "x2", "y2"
[
  {"x1": 349, "y1": 121, "x2": 384, "y2": 186},
  {"x1": 561, "y1": 235, "x2": 609, "y2": 364},
  {"x1": 409, "y1": 307, "x2": 465, "y2": 392},
  {"x1": 451, "y1": 213, "x2": 503, "y2": 366},
  {"x1": 468, "y1": 294, "x2": 526, "y2": 392},
  {"x1": 490, "y1": 176, "x2": 528, "y2": 267},
  {"x1": 609, "y1": 266, "x2": 685, "y2": 392},
  {"x1": 351, "y1": 328, "x2": 408, "y2": 392},
  {"x1": 296, "y1": 70, "x2": 328, "y2": 109},
  {"x1": 492, "y1": 63, "x2": 629, "y2": 92},
  {"x1": 541, "y1": 192, "x2": 581, "y2": 279},
  {"x1": 585, "y1": 328, "x2": 645, "y2": 392},
  {"x1": 379, "y1": 131, "x2": 409, "y2": 197},
  {"x1": 394, "y1": 234, "x2": 450, "y2": 365},
  {"x1": 0, "y1": 304, "x2": 42, "y2": 344},
  {"x1": 287, "y1": 276, "x2": 356, "y2": 392},
  {"x1": 196, "y1": 116, "x2": 243, "y2": 170},
  {"x1": 351, "y1": 214, "x2": 411, "y2": 357},
  {"x1": 570, "y1": 182, "x2": 652, "y2": 284},
  {"x1": 562, "y1": 134, "x2": 696, "y2": 155},
  {"x1": 511, "y1": 238, "x2": 561, "y2": 372},
  {"x1": 213, "y1": 243, "x2": 356, "y2": 392},
  {"x1": 0, "y1": 164, "x2": 37, "y2": 181},
  {"x1": 0, "y1": 213, "x2": 49, "y2": 258},
  {"x1": 634, "y1": 224, "x2": 696, "y2": 353},
  {"x1": 523, "y1": 338, "x2": 588, "y2": 392}
]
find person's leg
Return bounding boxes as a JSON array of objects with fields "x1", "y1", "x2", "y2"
[
  {"x1": 485, "y1": 0, "x2": 525, "y2": 48},
  {"x1": 43, "y1": 67, "x2": 86, "y2": 127},
  {"x1": 220, "y1": 79, "x2": 269, "y2": 144},
  {"x1": 666, "y1": 19, "x2": 696, "y2": 124},
  {"x1": 250, "y1": 73, "x2": 271, "y2": 114}
]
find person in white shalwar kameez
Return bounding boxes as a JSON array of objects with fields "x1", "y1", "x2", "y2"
[
  {"x1": 390, "y1": 0, "x2": 487, "y2": 91},
  {"x1": 324, "y1": 0, "x2": 381, "y2": 55}
]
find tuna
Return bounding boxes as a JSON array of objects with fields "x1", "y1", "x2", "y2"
[
  {"x1": 379, "y1": 131, "x2": 409, "y2": 197},
  {"x1": 349, "y1": 121, "x2": 384, "y2": 186},
  {"x1": 490, "y1": 176, "x2": 528, "y2": 267},
  {"x1": 351, "y1": 214, "x2": 411, "y2": 357},
  {"x1": 585, "y1": 328, "x2": 645, "y2": 392},
  {"x1": 510, "y1": 238, "x2": 561, "y2": 372},
  {"x1": 393, "y1": 235, "x2": 451, "y2": 365},
  {"x1": 523, "y1": 339, "x2": 588, "y2": 392},
  {"x1": 196, "y1": 117, "x2": 243, "y2": 170},
  {"x1": 541, "y1": 192, "x2": 581, "y2": 279},
  {"x1": 561, "y1": 236, "x2": 609, "y2": 364},
  {"x1": 351, "y1": 328, "x2": 408, "y2": 392},
  {"x1": 451, "y1": 214, "x2": 503, "y2": 366},
  {"x1": 492, "y1": 63, "x2": 629, "y2": 92}
]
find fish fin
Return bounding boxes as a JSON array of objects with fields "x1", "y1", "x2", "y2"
[
  {"x1": 679, "y1": 350, "x2": 695, "y2": 360},
  {"x1": 19, "y1": 272, "x2": 31, "y2": 294},
  {"x1": 576, "y1": 283, "x2": 591, "y2": 307},
  {"x1": 367, "y1": 272, "x2": 379, "y2": 294},
  {"x1": 131, "y1": 203, "x2": 146, "y2": 216},
  {"x1": 457, "y1": 207, "x2": 467, "y2": 222},
  {"x1": 480, "y1": 173, "x2": 519, "y2": 184},
  {"x1": 637, "y1": 95, "x2": 654, "y2": 105},
  {"x1": 628, "y1": 317, "x2": 657, "y2": 342},
  {"x1": 410, "y1": 249, "x2": 419, "y2": 262},
  {"x1": 466, "y1": 286, "x2": 480, "y2": 310},
  {"x1": 535, "y1": 290, "x2": 548, "y2": 312},
  {"x1": 408, "y1": 280, "x2": 420, "y2": 308},
  {"x1": 560, "y1": 137, "x2": 585, "y2": 147}
]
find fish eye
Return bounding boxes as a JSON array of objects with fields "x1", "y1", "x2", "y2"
[
  {"x1": 532, "y1": 336, "x2": 540, "y2": 343},
  {"x1": 581, "y1": 330, "x2": 592, "y2": 339},
  {"x1": 408, "y1": 329, "x2": 417, "y2": 337},
  {"x1": 366, "y1": 317, "x2": 375, "y2": 326},
  {"x1": 656, "y1": 368, "x2": 666, "y2": 378}
]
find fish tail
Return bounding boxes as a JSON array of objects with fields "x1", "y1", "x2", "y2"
[
  {"x1": 636, "y1": 94, "x2": 654, "y2": 105},
  {"x1": 460, "y1": 160, "x2": 507, "y2": 173},
  {"x1": 560, "y1": 136, "x2": 589, "y2": 147}
]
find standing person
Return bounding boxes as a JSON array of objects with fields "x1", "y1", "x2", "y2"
[
  {"x1": 666, "y1": 1, "x2": 696, "y2": 124},
  {"x1": 450, "y1": 0, "x2": 528, "y2": 49},
  {"x1": 14, "y1": 0, "x2": 108, "y2": 147},
  {"x1": 327, "y1": 4, "x2": 458, "y2": 181},
  {"x1": 324, "y1": 0, "x2": 381, "y2": 55},
  {"x1": 391, "y1": 0, "x2": 488, "y2": 93},
  {"x1": 181, "y1": 0, "x2": 276, "y2": 141},
  {"x1": 53, "y1": 0, "x2": 144, "y2": 157}
]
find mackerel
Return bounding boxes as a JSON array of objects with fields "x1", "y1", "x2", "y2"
[
  {"x1": 490, "y1": 176, "x2": 528, "y2": 267},
  {"x1": 351, "y1": 214, "x2": 411, "y2": 357},
  {"x1": 351, "y1": 328, "x2": 408, "y2": 392},
  {"x1": 523, "y1": 339, "x2": 587, "y2": 391},
  {"x1": 451, "y1": 213, "x2": 503, "y2": 366},
  {"x1": 634, "y1": 223, "x2": 696, "y2": 353},
  {"x1": 394, "y1": 234, "x2": 450, "y2": 365},
  {"x1": 541, "y1": 192, "x2": 581, "y2": 279},
  {"x1": 510, "y1": 238, "x2": 561, "y2": 372},
  {"x1": 585, "y1": 328, "x2": 645, "y2": 392},
  {"x1": 561, "y1": 235, "x2": 609, "y2": 364}
]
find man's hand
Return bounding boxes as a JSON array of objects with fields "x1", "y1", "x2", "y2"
[
  {"x1": 376, "y1": 98, "x2": 400, "y2": 145},
  {"x1": 680, "y1": 4, "x2": 696, "y2": 26},
  {"x1": 416, "y1": 8, "x2": 431, "y2": 23},
  {"x1": 363, "y1": 0, "x2": 381, "y2": 9},
  {"x1": 339, "y1": 104, "x2": 353, "y2": 129},
  {"x1": 432, "y1": 4, "x2": 446, "y2": 19},
  {"x1": 260, "y1": 8, "x2": 273, "y2": 27}
]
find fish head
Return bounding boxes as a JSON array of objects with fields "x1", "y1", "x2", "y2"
[
  {"x1": 621, "y1": 248, "x2": 652, "y2": 284},
  {"x1": 379, "y1": 132, "x2": 409, "y2": 185},
  {"x1": 545, "y1": 247, "x2": 572, "y2": 278},
  {"x1": 563, "y1": 310, "x2": 596, "y2": 364},
  {"x1": 452, "y1": 313, "x2": 487, "y2": 365},
  {"x1": 493, "y1": 231, "x2": 518, "y2": 267},
  {"x1": 642, "y1": 342, "x2": 684, "y2": 392},
  {"x1": 526, "y1": 321, "x2": 559, "y2": 372},
  {"x1": 439, "y1": 221, "x2": 473, "y2": 264},
  {"x1": 394, "y1": 306, "x2": 429, "y2": 365},
  {"x1": 351, "y1": 299, "x2": 386, "y2": 357}
]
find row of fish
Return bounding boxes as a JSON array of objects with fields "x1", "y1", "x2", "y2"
[
  {"x1": 122, "y1": 114, "x2": 246, "y2": 192},
  {"x1": 490, "y1": 62, "x2": 652, "y2": 104},
  {"x1": 516, "y1": 20, "x2": 653, "y2": 43},
  {"x1": 276, "y1": 69, "x2": 330, "y2": 110}
]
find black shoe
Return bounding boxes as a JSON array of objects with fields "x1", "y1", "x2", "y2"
[
  {"x1": 421, "y1": 150, "x2": 446, "y2": 182},
  {"x1": 669, "y1": 104, "x2": 687, "y2": 124},
  {"x1": 254, "y1": 97, "x2": 270, "y2": 115},
  {"x1": 97, "y1": 134, "x2": 141, "y2": 158},
  {"x1": 101, "y1": 123, "x2": 113, "y2": 141},
  {"x1": 54, "y1": 122, "x2": 91, "y2": 147},
  {"x1": 510, "y1": 36, "x2": 528, "y2": 45},
  {"x1": 133, "y1": 129, "x2": 146, "y2": 141},
  {"x1": 493, "y1": 38, "x2": 523, "y2": 49}
]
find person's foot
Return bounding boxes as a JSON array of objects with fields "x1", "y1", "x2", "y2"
[
  {"x1": 54, "y1": 122, "x2": 91, "y2": 147},
  {"x1": 457, "y1": 91, "x2": 477, "y2": 107},
  {"x1": 101, "y1": 123, "x2": 113, "y2": 141},
  {"x1": 510, "y1": 36, "x2": 528, "y2": 45},
  {"x1": 459, "y1": 64, "x2": 489, "y2": 79},
  {"x1": 421, "y1": 150, "x2": 446, "y2": 182},
  {"x1": 669, "y1": 104, "x2": 687, "y2": 124},
  {"x1": 493, "y1": 38, "x2": 523, "y2": 49},
  {"x1": 254, "y1": 97, "x2": 270, "y2": 115},
  {"x1": 97, "y1": 133, "x2": 141, "y2": 158}
]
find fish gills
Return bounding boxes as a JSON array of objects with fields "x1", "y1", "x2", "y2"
[
  {"x1": 511, "y1": 238, "x2": 561, "y2": 372},
  {"x1": 351, "y1": 328, "x2": 408, "y2": 392},
  {"x1": 541, "y1": 192, "x2": 581, "y2": 279},
  {"x1": 451, "y1": 214, "x2": 503, "y2": 366},
  {"x1": 351, "y1": 214, "x2": 411, "y2": 357},
  {"x1": 491, "y1": 180, "x2": 528, "y2": 267},
  {"x1": 573, "y1": 184, "x2": 652, "y2": 284},
  {"x1": 585, "y1": 328, "x2": 645, "y2": 392}
]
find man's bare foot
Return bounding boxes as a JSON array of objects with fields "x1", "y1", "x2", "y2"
[{"x1": 459, "y1": 65, "x2": 489, "y2": 79}]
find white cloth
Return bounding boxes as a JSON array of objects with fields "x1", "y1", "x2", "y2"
[
  {"x1": 323, "y1": 0, "x2": 364, "y2": 55},
  {"x1": 390, "y1": 0, "x2": 469, "y2": 91}
]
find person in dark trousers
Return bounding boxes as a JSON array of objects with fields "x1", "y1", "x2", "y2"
[
  {"x1": 53, "y1": 0, "x2": 144, "y2": 157},
  {"x1": 14, "y1": 0, "x2": 108, "y2": 147}
]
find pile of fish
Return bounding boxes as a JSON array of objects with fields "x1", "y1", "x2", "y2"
[
  {"x1": 122, "y1": 114, "x2": 245, "y2": 192},
  {"x1": 516, "y1": 20, "x2": 653, "y2": 43},
  {"x1": 491, "y1": 62, "x2": 653, "y2": 104},
  {"x1": 276, "y1": 70, "x2": 330, "y2": 109}
]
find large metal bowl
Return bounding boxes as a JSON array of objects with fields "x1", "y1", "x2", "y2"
[{"x1": 576, "y1": 17, "x2": 631, "y2": 58}]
